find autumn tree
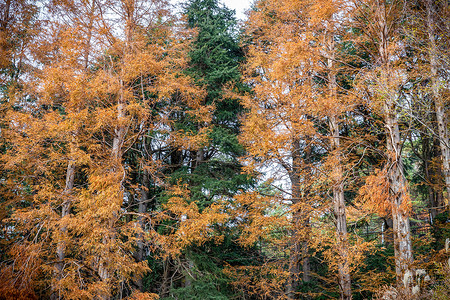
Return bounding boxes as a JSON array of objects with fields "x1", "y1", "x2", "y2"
[
  {"x1": 351, "y1": 0, "x2": 415, "y2": 292},
  {"x1": 423, "y1": 0, "x2": 450, "y2": 203},
  {"x1": 0, "y1": 0, "x2": 41, "y2": 224},
  {"x1": 0, "y1": 0, "x2": 208, "y2": 298},
  {"x1": 2, "y1": 0, "x2": 449, "y2": 299},
  {"x1": 402, "y1": 0, "x2": 450, "y2": 218},
  {"x1": 242, "y1": 0, "x2": 328, "y2": 297}
]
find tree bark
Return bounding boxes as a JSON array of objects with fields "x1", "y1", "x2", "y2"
[
  {"x1": 329, "y1": 115, "x2": 352, "y2": 300},
  {"x1": 52, "y1": 141, "x2": 76, "y2": 299},
  {"x1": 286, "y1": 139, "x2": 311, "y2": 299},
  {"x1": 134, "y1": 170, "x2": 149, "y2": 291},
  {"x1": 98, "y1": 2, "x2": 133, "y2": 295},
  {"x1": 384, "y1": 103, "x2": 414, "y2": 287},
  {"x1": 375, "y1": 1, "x2": 414, "y2": 291},
  {"x1": 327, "y1": 34, "x2": 352, "y2": 300},
  {"x1": 56, "y1": 158, "x2": 75, "y2": 272}
]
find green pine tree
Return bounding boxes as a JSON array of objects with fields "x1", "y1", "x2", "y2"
[
  {"x1": 169, "y1": 0, "x2": 252, "y2": 208},
  {"x1": 157, "y1": 0, "x2": 257, "y2": 297}
]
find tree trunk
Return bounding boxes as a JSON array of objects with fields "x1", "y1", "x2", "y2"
[
  {"x1": 287, "y1": 213, "x2": 311, "y2": 299},
  {"x1": 384, "y1": 100, "x2": 414, "y2": 288},
  {"x1": 286, "y1": 139, "x2": 311, "y2": 299},
  {"x1": 97, "y1": 70, "x2": 127, "y2": 300},
  {"x1": 375, "y1": 1, "x2": 414, "y2": 290},
  {"x1": 426, "y1": 0, "x2": 450, "y2": 203},
  {"x1": 287, "y1": 232, "x2": 301, "y2": 299},
  {"x1": 98, "y1": 3, "x2": 133, "y2": 295},
  {"x1": 135, "y1": 170, "x2": 149, "y2": 291},
  {"x1": 327, "y1": 34, "x2": 352, "y2": 299},
  {"x1": 56, "y1": 159, "x2": 75, "y2": 271},
  {"x1": 52, "y1": 135, "x2": 76, "y2": 300},
  {"x1": 329, "y1": 117, "x2": 352, "y2": 300}
]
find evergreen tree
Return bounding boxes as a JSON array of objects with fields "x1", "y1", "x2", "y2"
[
  {"x1": 156, "y1": 0, "x2": 256, "y2": 297},
  {"x1": 175, "y1": 0, "x2": 252, "y2": 228}
]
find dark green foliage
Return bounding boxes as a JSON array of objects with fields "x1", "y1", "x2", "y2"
[
  {"x1": 143, "y1": 254, "x2": 165, "y2": 293},
  {"x1": 432, "y1": 211, "x2": 450, "y2": 250},
  {"x1": 352, "y1": 245, "x2": 396, "y2": 300},
  {"x1": 149, "y1": 1, "x2": 258, "y2": 297},
  {"x1": 165, "y1": 236, "x2": 261, "y2": 299},
  {"x1": 184, "y1": 0, "x2": 246, "y2": 130},
  {"x1": 174, "y1": 0, "x2": 253, "y2": 203}
]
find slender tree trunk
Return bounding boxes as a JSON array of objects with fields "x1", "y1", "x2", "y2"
[
  {"x1": 384, "y1": 80, "x2": 414, "y2": 288},
  {"x1": 426, "y1": 0, "x2": 450, "y2": 203},
  {"x1": 52, "y1": 141, "x2": 76, "y2": 299},
  {"x1": 301, "y1": 239, "x2": 310, "y2": 284},
  {"x1": 112, "y1": 91, "x2": 126, "y2": 162},
  {"x1": 98, "y1": 2, "x2": 133, "y2": 295},
  {"x1": 56, "y1": 158, "x2": 75, "y2": 269},
  {"x1": 376, "y1": 1, "x2": 414, "y2": 291},
  {"x1": 97, "y1": 83, "x2": 126, "y2": 299},
  {"x1": 134, "y1": 170, "x2": 149, "y2": 291},
  {"x1": 327, "y1": 35, "x2": 352, "y2": 300},
  {"x1": 287, "y1": 139, "x2": 311, "y2": 299},
  {"x1": 196, "y1": 148, "x2": 204, "y2": 168},
  {"x1": 384, "y1": 103, "x2": 414, "y2": 287},
  {"x1": 329, "y1": 116, "x2": 352, "y2": 300},
  {"x1": 98, "y1": 62, "x2": 127, "y2": 300}
]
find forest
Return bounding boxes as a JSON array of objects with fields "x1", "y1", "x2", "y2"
[{"x1": 0, "y1": 0, "x2": 449, "y2": 299}]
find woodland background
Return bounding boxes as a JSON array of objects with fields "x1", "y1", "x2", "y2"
[{"x1": 0, "y1": 0, "x2": 449, "y2": 299}]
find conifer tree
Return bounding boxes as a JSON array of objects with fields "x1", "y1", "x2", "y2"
[
  {"x1": 152, "y1": 0, "x2": 255, "y2": 296},
  {"x1": 179, "y1": 0, "x2": 250, "y2": 203},
  {"x1": 0, "y1": 0, "x2": 207, "y2": 298},
  {"x1": 351, "y1": 0, "x2": 414, "y2": 292},
  {"x1": 242, "y1": 0, "x2": 321, "y2": 296}
]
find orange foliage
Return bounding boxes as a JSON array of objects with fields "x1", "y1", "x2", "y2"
[
  {"x1": 157, "y1": 184, "x2": 229, "y2": 254},
  {"x1": 358, "y1": 168, "x2": 391, "y2": 217},
  {"x1": 127, "y1": 291, "x2": 159, "y2": 300},
  {"x1": 0, "y1": 0, "x2": 208, "y2": 298},
  {"x1": 224, "y1": 263, "x2": 290, "y2": 300}
]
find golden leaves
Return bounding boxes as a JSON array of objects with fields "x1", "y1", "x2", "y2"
[
  {"x1": 224, "y1": 263, "x2": 290, "y2": 300},
  {"x1": 171, "y1": 127, "x2": 212, "y2": 150},
  {"x1": 127, "y1": 291, "x2": 160, "y2": 300},
  {"x1": 157, "y1": 184, "x2": 228, "y2": 253},
  {"x1": 357, "y1": 168, "x2": 391, "y2": 217},
  {"x1": 0, "y1": 1, "x2": 209, "y2": 297},
  {"x1": 232, "y1": 192, "x2": 290, "y2": 247}
]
